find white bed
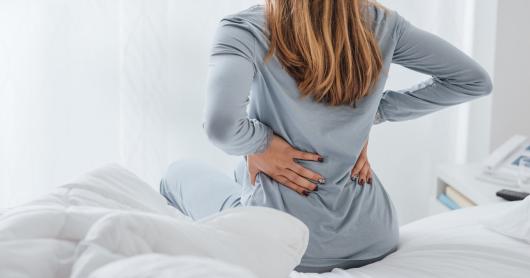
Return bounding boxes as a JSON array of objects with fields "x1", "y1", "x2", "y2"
[
  {"x1": 294, "y1": 202, "x2": 530, "y2": 278},
  {"x1": 1, "y1": 164, "x2": 529, "y2": 278}
]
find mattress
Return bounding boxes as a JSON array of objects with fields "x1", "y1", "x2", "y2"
[{"x1": 293, "y1": 202, "x2": 530, "y2": 278}]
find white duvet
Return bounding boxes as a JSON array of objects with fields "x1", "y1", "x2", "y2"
[
  {"x1": 0, "y1": 164, "x2": 308, "y2": 278},
  {"x1": 1, "y1": 164, "x2": 529, "y2": 278}
]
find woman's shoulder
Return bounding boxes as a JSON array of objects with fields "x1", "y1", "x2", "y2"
[
  {"x1": 365, "y1": 3, "x2": 403, "y2": 39},
  {"x1": 210, "y1": 5, "x2": 267, "y2": 62},
  {"x1": 363, "y1": 3, "x2": 414, "y2": 52},
  {"x1": 228, "y1": 4, "x2": 265, "y2": 19},
  {"x1": 218, "y1": 5, "x2": 266, "y2": 31}
]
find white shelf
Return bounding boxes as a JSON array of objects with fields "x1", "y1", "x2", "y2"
[{"x1": 434, "y1": 163, "x2": 507, "y2": 212}]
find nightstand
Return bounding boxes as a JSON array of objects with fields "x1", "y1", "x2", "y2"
[{"x1": 429, "y1": 163, "x2": 507, "y2": 214}]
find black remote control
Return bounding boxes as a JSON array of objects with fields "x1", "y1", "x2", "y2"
[{"x1": 496, "y1": 189, "x2": 530, "y2": 201}]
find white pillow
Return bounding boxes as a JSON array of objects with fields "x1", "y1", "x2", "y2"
[
  {"x1": 481, "y1": 196, "x2": 530, "y2": 243},
  {"x1": 88, "y1": 254, "x2": 258, "y2": 278},
  {"x1": 72, "y1": 207, "x2": 309, "y2": 278}
]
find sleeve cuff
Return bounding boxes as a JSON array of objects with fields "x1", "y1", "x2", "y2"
[
  {"x1": 373, "y1": 110, "x2": 385, "y2": 124},
  {"x1": 253, "y1": 125, "x2": 274, "y2": 154}
]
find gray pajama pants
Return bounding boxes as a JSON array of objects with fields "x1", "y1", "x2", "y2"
[{"x1": 160, "y1": 159, "x2": 243, "y2": 220}]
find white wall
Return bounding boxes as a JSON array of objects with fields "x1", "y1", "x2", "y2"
[
  {"x1": 0, "y1": 0, "x2": 496, "y2": 225},
  {"x1": 0, "y1": 0, "x2": 121, "y2": 206},
  {"x1": 490, "y1": 0, "x2": 530, "y2": 149},
  {"x1": 118, "y1": 0, "x2": 262, "y2": 193},
  {"x1": 467, "y1": 0, "x2": 498, "y2": 162},
  {"x1": 373, "y1": 0, "x2": 495, "y2": 223},
  {"x1": 0, "y1": 0, "x2": 260, "y2": 208}
]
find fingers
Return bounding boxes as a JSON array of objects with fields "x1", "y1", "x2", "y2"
[
  {"x1": 291, "y1": 150, "x2": 323, "y2": 162},
  {"x1": 289, "y1": 163, "x2": 326, "y2": 184},
  {"x1": 351, "y1": 142, "x2": 372, "y2": 185},
  {"x1": 351, "y1": 158, "x2": 366, "y2": 180},
  {"x1": 249, "y1": 166, "x2": 258, "y2": 185},
  {"x1": 276, "y1": 175, "x2": 311, "y2": 196},
  {"x1": 365, "y1": 162, "x2": 373, "y2": 185},
  {"x1": 351, "y1": 161, "x2": 373, "y2": 186},
  {"x1": 284, "y1": 170, "x2": 318, "y2": 192},
  {"x1": 351, "y1": 158, "x2": 374, "y2": 186},
  {"x1": 366, "y1": 162, "x2": 372, "y2": 185},
  {"x1": 358, "y1": 162, "x2": 370, "y2": 185},
  {"x1": 289, "y1": 149, "x2": 325, "y2": 184}
]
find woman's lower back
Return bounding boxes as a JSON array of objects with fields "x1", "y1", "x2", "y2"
[{"x1": 234, "y1": 158, "x2": 400, "y2": 272}]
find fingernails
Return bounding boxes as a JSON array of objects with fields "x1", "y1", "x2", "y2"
[
  {"x1": 314, "y1": 186, "x2": 319, "y2": 192},
  {"x1": 318, "y1": 156, "x2": 324, "y2": 162},
  {"x1": 350, "y1": 175, "x2": 357, "y2": 182},
  {"x1": 360, "y1": 179, "x2": 365, "y2": 186},
  {"x1": 302, "y1": 190, "x2": 310, "y2": 197},
  {"x1": 368, "y1": 178, "x2": 372, "y2": 185},
  {"x1": 318, "y1": 178, "x2": 326, "y2": 184}
]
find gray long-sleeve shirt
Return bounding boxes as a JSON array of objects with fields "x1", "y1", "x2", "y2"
[{"x1": 203, "y1": 4, "x2": 492, "y2": 270}]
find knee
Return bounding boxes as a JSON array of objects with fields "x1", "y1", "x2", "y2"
[
  {"x1": 159, "y1": 159, "x2": 205, "y2": 195},
  {"x1": 160, "y1": 159, "x2": 186, "y2": 195}
]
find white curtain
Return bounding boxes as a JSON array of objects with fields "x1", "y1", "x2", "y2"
[{"x1": 0, "y1": 0, "x2": 494, "y2": 224}]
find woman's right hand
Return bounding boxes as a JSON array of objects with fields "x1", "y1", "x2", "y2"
[{"x1": 246, "y1": 134, "x2": 326, "y2": 196}]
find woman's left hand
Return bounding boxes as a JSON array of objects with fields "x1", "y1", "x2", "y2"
[{"x1": 350, "y1": 140, "x2": 372, "y2": 185}]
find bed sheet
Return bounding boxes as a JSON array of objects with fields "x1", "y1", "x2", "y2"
[{"x1": 292, "y1": 202, "x2": 530, "y2": 278}]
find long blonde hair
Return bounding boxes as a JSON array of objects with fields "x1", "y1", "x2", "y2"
[{"x1": 265, "y1": 0, "x2": 385, "y2": 107}]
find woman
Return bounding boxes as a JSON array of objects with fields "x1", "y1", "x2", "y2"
[{"x1": 160, "y1": 0, "x2": 492, "y2": 273}]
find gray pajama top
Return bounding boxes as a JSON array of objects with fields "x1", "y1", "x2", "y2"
[{"x1": 203, "y1": 4, "x2": 492, "y2": 270}]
